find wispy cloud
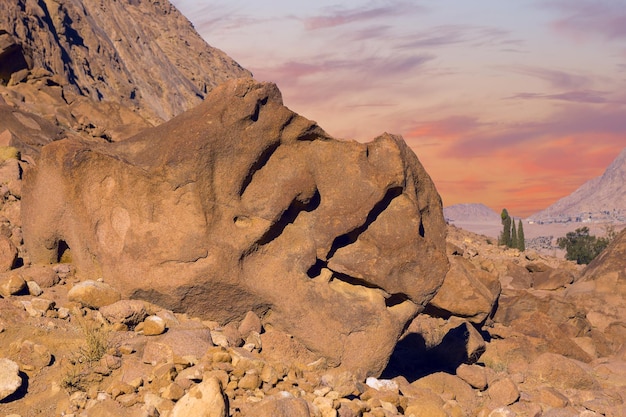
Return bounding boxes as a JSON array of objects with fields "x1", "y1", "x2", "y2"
[
  {"x1": 302, "y1": 2, "x2": 425, "y2": 30},
  {"x1": 542, "y1": 0, "x2": 626, "y2": 41},
  {"x1": 396, "y1": 25, "x2": 522, "y2": 50},
  {"x1": 507, "y1": 90, "x2": 614, "y2": 104},
  {"x1": 498, "y1": 65, "x2": 592, "y2": 89},
  {"x1": 254, "y1": 53, "x2": 435, "y2": 87}
]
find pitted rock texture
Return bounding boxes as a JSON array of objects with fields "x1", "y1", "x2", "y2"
[{"x1": 22, "y1": 78, "x2": 449, "y2": 377}]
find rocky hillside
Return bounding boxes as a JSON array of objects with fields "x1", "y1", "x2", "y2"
[
  {"x1": 0, "y1": 0, "x2": 251, "y2": 143},
  {"x1": 444, "y1": 203, "x2": 501, "y2": 223},
  {"x1": 531, "y1": 147, "x2": 626, "y2": 224}
]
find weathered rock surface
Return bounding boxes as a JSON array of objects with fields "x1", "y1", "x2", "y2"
[
  {"x1": 0, "y1": 0, "x2": 252, "y2": 144},
  {"x1": 22, "y1": 78, "x2": 449, "y2": 377}
]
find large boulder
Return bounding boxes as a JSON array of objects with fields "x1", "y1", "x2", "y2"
[{"x1": 21, "y1": 78, "x2": 449, "y2": 377}]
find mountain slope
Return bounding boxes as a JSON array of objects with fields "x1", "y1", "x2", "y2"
[
  {"x1": 0, "y1": 0, "x2": 251, "y2": 143},
  {"x1": 531, "y1": 147, "x2": 626, "y2": 223},
  {"x1": 444, "y1": 203, "x2": 501, "y2": 223}
]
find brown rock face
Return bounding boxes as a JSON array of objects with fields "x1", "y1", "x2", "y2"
[
  {"x1": 0, "y1": 0, "x2": 251, "y2": 122},
  {"x1": 22, "y1": 78, "x2": 449, "y2": 377}
]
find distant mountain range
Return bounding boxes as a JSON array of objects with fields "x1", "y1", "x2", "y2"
[
  {"x1": 530, "y1": 147, "x2": 626, "y2": 224},
  {"x1": 443, "y1": 203, "x2": 501, "y2": 223}
]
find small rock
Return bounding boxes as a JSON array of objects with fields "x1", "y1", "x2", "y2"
[
  {"x1": 57, "y1": 307, "x2": 70, "y2": 319},
  {"x1": 14, "y1": 340, "x2": 52, "y2": 371},
  {"x1": 100, "y1": 300, "x2": 148, "y2": 328},
  {"x1": 22, "y1": 265, "x2": 59, "y2": 288},
  {"x1": 141, "y1": 315, "x2": 167, "y2": 336},
  {"x1": 0, "y1": 358, "x2": 22, "y2": 401},
  {"x1": 238, "y1": 370, "x2": 261, "y2": 390},
  {"x1": 488, "y1": 407, "x2": 516, "y2": 417},
  {"x1": 0, "y1": 235, "x2": 17, "y2": 272},
  {"x1": 26, "y1": 281, "x2": 43, "y2": 296},
  {"x1": 365, "y1": 377, "x2": 399, "y2": 392},
  {"x1": 0, "y1": 271, "x2": 26, "y2": 297},
  {"x1": 30, "y1": 297, "x2": 55, "y2": 313},
  {"x1": 67, "y1": 280, "x2": 121, "y2": 309},
  {"x1": 487, "y1": 377, "x2": 519, "y2": 407},
  {"x1": 170, "y1": 376, "x2": 227, "y2": 417},
  {"x1": 238, "y1": 310, "x2": 263, "y2": 337},
  {"x1": 456, "y1": 364, "x2": 488, "y2": 390},
  {"x1": 161, "y1": 382, "x2": 185, "y2": 401}
]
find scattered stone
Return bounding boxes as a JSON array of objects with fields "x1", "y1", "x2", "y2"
[
  {"x1": 487, "y1": 377, "x2": 519, "y2": 407},
  {"x1": 0, "y1": 358, "x2": 22, "y2": 401},
  {"x1": 238, "y1": 370, "x2": 261, "y2": 390},
  {"x1": 0, "y1": 235, "x2": 17, "y2": 272},
  {"x1": 26, "y1": 280, "x2": 42, "y2": 296},
  {"x1": 67, "y1": 280, "x2": 121, "y2": 309},
  {"x1": 170, "y1": 376, "x2": 227, "y2": 417},
  {"x1": 238, "y1": 310, "x2": 263, "y2": 338},
  {"x1": 161, "y1": 382, "x2": 185, "y2": 401},
  {"x1": 139, "y1": 315, "x2": 167, "y2": 336},
  {"x1": 12, "y1": 340, "x2": 52, "y2": 371},
  {"x1": 456, "y1": 363, "x2": 488, "y2": 390},
  {"x1": 98, "y1": 299, "x2": 148, "y2": 328},
  {"x1": 0, "y1": 271, "x2": 26, "y2": 297},
  {"x1": 21, "y1": 265, "x2": 59, "y2": 288}
]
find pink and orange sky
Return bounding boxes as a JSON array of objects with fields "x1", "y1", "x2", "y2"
[{"x1": 171, "y1": 0, "x2": 626, "y2": 218}]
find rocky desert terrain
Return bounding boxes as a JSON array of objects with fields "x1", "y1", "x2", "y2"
[{"x1": 1, "y1": 1, "x2": 626, "y2": 417}]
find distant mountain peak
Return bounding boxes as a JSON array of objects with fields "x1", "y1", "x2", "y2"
[
  {"x1": 530, "y1": 147, "x2": 626, "y2": 224},
  {"x1": 444, "y1": 203, "x2": 501, "y2": 223}
]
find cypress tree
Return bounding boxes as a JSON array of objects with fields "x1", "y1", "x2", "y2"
[
  {"x1": 517, "y1": 220, "x2": 526, "y2": 251},
  {"x1": 511, "y1": 218, "x2": 518, "y2": 249},
  {"x1": 499, "y1": 209, "x2": 511, "y2": 247}
]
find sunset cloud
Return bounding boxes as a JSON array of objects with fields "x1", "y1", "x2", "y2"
[
  {"x1": 500, "y1": 65, "x2": 592, "y2": 89},
  {"x1": 302, "y1": 2, "x2": 424, "y2": 30},
  {"x1": 507, "y1": 90, "x2": 612, "y2": 104},
  {"x1": 543, "y1": 0, "x2": 626, "y2": 41},
  {"x1": 396, "y1": 25, "x2": 519, "y2": 50}
]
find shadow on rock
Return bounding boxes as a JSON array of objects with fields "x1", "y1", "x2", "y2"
[
  {"x1": 381, "y1": 323, "x2": 479, "y2": 382},
  {"x1": 0, "y1": 371, "x2": 29, "y2": 403}
]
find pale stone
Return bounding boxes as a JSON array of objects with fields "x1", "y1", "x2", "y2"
[
  {"x1": 0, "y1": 271, "x2": 26, "y2": 297},
  {"x1": 142, "y1": 315, "x2": 167, "y2": 336},
  {"x1": 67, "y1": 280, "x2": 120, "y2": 309},
  {"x1": 170, "y1": 376, "x2": 227, "y2": 417},
  {"x1": 0, "y1": 358, "x2": 22, "y2": 401},
  {"x1": 26, "y1": 280, "x2": 43, "y2": 296}
]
